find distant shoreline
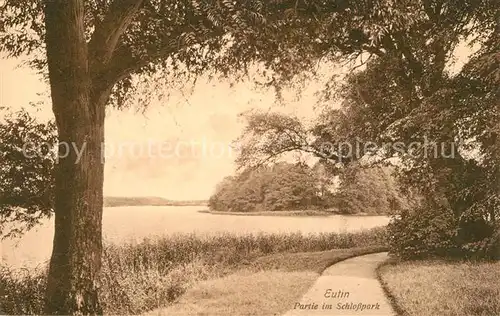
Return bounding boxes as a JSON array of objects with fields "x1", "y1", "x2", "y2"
[
  {"x1": 197, "y1": 209, "x2": 376, "y2": 217},
  {"x1": 102, "y1": 197, "x2": 389, "y2": 216},
  {"x1": 104, "y1": 196, "x2": 208, "y2": 207}
]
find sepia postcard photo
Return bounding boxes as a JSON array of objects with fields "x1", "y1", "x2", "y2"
[{"x1": 0, "y1": 0, "x2": 498, "y2": 315}]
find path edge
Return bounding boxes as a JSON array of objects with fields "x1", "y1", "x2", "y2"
[
  {"x1": 317, "y1": 246, "x2": 389, "y2": 274},
  {"x1": 376, "y1": 258, "x2": 409, "y2": 316}
]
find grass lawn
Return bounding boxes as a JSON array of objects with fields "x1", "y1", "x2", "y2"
[
  {"x1": 145, "y1": 246, "x2": 387, "y2": 316},
  {"x1": 378, "y1": 260, "x2": 500, "y2": 316},
  {"x1": 145, "y1": 270, "x2": 317, "y2": 316}
]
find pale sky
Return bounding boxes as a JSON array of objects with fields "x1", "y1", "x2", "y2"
[
  {"x1": 0, "y1": 56, "x2": 330, "y2": 200},
  {"x1": 0, "y1": 39, "x2": 475, "y2": 200}
]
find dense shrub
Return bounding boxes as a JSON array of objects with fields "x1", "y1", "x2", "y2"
[
  {"x1": 388, "y1": 201, "x2": 500, "y2": 260},
  {"x1": 459, "y1": 222, "x2": 500, "y2": 261},
  {"x1": 387, "y1": 204, "x2": 460, "y2": 259},
  {"x1": 0, "y1": 266, "x2": 47, "y2": 315},
  {"x1": 485, "y1": 226, "x2": 500, "y2": 260}
]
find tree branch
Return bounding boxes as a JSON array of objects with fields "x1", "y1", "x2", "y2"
[
  {"x1": 92, "y1": 2, "x2": 227, "y2": 96},
  {"x1": 89, "y1": 0, "x2": 145, "y2": 67},
  {"x1": 238, "y1": 145, "x2": 305, "y2": 171}
]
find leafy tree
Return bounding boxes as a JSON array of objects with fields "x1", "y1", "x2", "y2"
[
  {"x1": 263, "y1": 162, "x2": 320, "y2": 210},
  {"x1": 209, "y1": 162, "x2": 324, "y2": 213},
  {"x1": 329, "y1": 20, "x2": 499, "y2": 257},
  {"x1": 0, "y1": 107, "x2": 56, "y2": 238},
  {"x1": 233, "y1": 0, "x2": 498, "y2": 258},
  {"x1": 334, "y1": 164, "x2": 416, "y2": 215}
]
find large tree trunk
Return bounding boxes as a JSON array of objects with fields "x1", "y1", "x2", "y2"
[
  {"x1": 44, "y1": 107, "x2": 105, "y2": 314},
  {"x1": 43, "y1": 0, "x2": 107, "y2": 314}
]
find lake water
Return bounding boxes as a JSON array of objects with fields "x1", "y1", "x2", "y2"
[{"x1": 1, "y1": 206, "x2": 390, "y2": 269}]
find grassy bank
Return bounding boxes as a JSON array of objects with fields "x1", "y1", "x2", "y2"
[
  {"x1": 378, "y1": 259, "x2": 500, "y2": 316},
  {"x1": 0, "y1": 227, "x2": 387, "y2": 315}
]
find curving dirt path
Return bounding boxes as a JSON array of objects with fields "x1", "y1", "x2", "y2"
[{"x1": 283, "y1": 252, "x2": 396, "y2": 316}]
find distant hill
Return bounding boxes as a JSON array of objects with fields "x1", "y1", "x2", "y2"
[{"x1": 104, "y1": 196, "x2": 208, "y2": 207}]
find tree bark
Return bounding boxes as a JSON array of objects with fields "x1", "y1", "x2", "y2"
[
  {"x1": 43, "y1": 0, "x2": 107, "y2": 314},
  {"x1": 44, "y1": 107, "x2": 105, "y2": 314}
]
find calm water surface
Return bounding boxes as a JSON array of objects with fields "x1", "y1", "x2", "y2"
[{"x1": 1, "y1": 206, "x2": 390, "y2": 269}]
